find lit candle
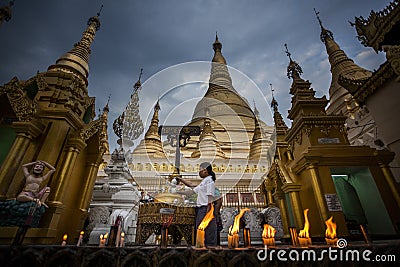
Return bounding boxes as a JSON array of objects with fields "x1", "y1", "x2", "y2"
[
  {"x1": 297, "y1": 209, "x2": 312, "y2": 247},
  {"x1": 77, "y1": 231, "x2": 84, "y2": 246},
  {"x1": 104, "y1": 233, "x2": 108, "y2": 247},
  {"x1": 243, "y1": 228, "x2": 251, "y2": 247},
  {"x1": 325, "y1": 216, "x2": 338, "y2": 246},
  {"x1": 195, "y1": 229, "x2": 205, "y2": 248},
  {"x1": 262, "y1": 224, "x2": 276, "y2": 246},
  {"x1": 120, "y1": 232, "x2": 125, "y2": 247},
  {"x1": 99, "y1": 234, "x2": 105, "y2": 247},
  {"x1": 61, "y1": 234, "x2": 67, "y2": 246},
  {"x1": 228, "y1": 233, "x2": 239, "y2": 249}
]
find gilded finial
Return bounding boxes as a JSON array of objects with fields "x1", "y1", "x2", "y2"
[
  {"x1": 103, "y1": 94, "x2": 110, "y2": 113},
  {"x1": 139, "y1": 68, "x2": 143, "y2": 81},
  {"x1": 313, "y1": 8, "x2": 334, "y2": 42},
  {"x1": 284, "y1": 43, "x2": 292, "y2": 61},
  {"x1": 314, "y1": 8, "x2": 323, "y2": 28},
  {"x1": 253, "y1": 99, "x2": 259, "y2": 116},
  {"x1": 270, "y1": 83, "x2": 274, "y2": 98},
  {"x1": 213, "y1": 32, "x2": 222, "y2": 52},
  {"x1": 97, "y1": 4, "x2": 104, "y2": 17},
  {"x1": 270, "y1": 84, "x2": 278, "y2": 112},
  {"x1": 284, "y1": 44, "x2": 303, "y2": 79},
  {"x1": 133, "y1": 68, "x2": 144, "y2": 91},
  {"x1": 155, "y1": 99, "x2": 160, "y2": 111}
]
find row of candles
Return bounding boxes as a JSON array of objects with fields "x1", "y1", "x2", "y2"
[
  {"x1": 60, "y1": 231, "x2": 125, "y2": 247},
  {"x1": 196, "y1": 207, "x2": 339, "y2": 248}
]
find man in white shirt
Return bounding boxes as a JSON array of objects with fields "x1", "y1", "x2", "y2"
[{"x1": 177, "y1": 162, "x2": 217, "y2": 246}]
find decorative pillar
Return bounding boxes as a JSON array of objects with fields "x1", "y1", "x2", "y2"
[
  {"x1": 273, "y1": 189, "x2": 290, "y2": 236},
  {"x1": 0, "y1": 120, "x2": 44, "y2": 198},
  {"x1": 307, "y1": 164, "x2": 329, "y2": 222},
  {"x1": 281, "y1": 183, "x2": 303, "y2": 230},
  {"x1": 51, "y1": 138, "x2": 86, "y2": 204},
  {"x1": 379, "y1": 162, "x2": 400, "y2": 209},
  {"x1": 264, "y1": 176, "x2": 275, "y2": 206},
  {"x1": 79, "y1": 162, "x2": 100, "y2": 211}
]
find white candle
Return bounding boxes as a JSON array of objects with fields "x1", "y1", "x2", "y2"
[
  {"x1": 61, "y1": 234, "x2": 67, "y2": 246},
  {"x1": 120, "y1": 232, "x2": 125, "y2": 247},
  {"x1": 77, "y1": 231, "x2": 84, "y2": 246}
]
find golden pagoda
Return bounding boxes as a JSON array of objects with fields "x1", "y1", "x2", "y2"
[
  {"x1": 130, "y1": 35, "x2": 275, "y2": 208},
  {"x1": 0, "y1": 10, "x2": 107, "y2": 244}
]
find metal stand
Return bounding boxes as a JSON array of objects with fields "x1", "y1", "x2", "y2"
[
  {"x1": 12, "y1": 201, "x2": 39, "y2": 245},
  {"x1": 160, "y1": 208, "x2": 175, "y2": 248}
]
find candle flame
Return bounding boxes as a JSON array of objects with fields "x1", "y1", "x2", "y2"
[
  {"x1": 104, "y1": 233, "x2": 108, "y2": 239},
  {"x1": 80, "y1": 231, "x2": 84, "y2": 235},
  {"x1": 198, "y1": 204, "x2": 215, "y2": 231},
  {"x1": 228, "y1": 208, "x2": 250, "y2": 235},
  {"x1": 262, "y1": 224, "x2": 276, "y2": 239},
  {"x1": 325, "y1": 216, "x2": 337, "y2": 239},
  {"x1": 62, "y1": 234, "x2": 68, "y2": 241},
  {"x1": 121, "y1": 232, "x2": 125, "y2": 237},
  {"x1": 100, "y1": 234, "x2": 103, "y2": 239},
  {"x1": 298, "y1": 209, "x2": 310, "y2": 238}
]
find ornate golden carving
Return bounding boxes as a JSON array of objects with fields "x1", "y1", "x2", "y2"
[
  {"x1": 352, "y1": 62, "x2": 395, "y2": 104},
  {"x1": 0, "y1": 77, "x2": 36, "y2": 122},
  {"x1": 383, "y1": 45, "x2": 400, "y2": 81},
  {"x1": 351, "y1": 0, "x2": 400, "y2": 51}
]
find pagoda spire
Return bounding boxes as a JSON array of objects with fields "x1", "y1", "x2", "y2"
[
  {"x1": 253, "y1": 99, "x2": 260, "y2": 117},
  {"x1": 209, "y1": 33, "x2": 233, "y2": 90},
  {"x1": 212, "y1": 32, "x2": 226, "y2": 64},
  {"x1": 314, "y1": 9, "x2": 372, "y2": 115},
  {"x1": 270, "y1": 83, "x2": 278, "y2": 113},
  {"x1": 133, "y1": 68, "x2": 143, "y2": 92},
  {"x1": 191, "y1": 106, "x2": 226, "y2": 159},
  {"x1": 270, "y1": 86, "x2": 288, "y2": 132},
  {"x1": 284, "y1": 43, "x2": 329, "y2": 123},
  {"x1": 314, "y1": 8, "x2": 334, "y2": 44},
  {"x1": 48, "y1": 6, "x2": 102, "y2": 86},
  {"x1": 284, "y1": 43, "x2": 303, "y2": 81},
  {"x1": 145, "y1": 100, "x2": 160, "y2": 139},
  {"x1": 100, "y1": 95, "x2": 110, "y2": 155},
  {"x1": 133, "y1": 100, "x2": 165, "y2": 158}
]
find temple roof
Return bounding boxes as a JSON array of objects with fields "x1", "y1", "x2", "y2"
[{"x1": 351, "y1": 0, "x2": 400, "y2": 52}]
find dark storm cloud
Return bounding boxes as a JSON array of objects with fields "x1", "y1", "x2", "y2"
[{"x1": 0, "y1": 0, "x2": 390, "y2": 150}]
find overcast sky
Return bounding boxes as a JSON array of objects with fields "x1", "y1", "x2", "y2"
[{"x1": 1, "y1": 0, "x2": 389, "y2": 151}]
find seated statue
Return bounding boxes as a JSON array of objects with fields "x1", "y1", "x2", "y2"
[{"x1": 16, "y1": 160, "x2": 55, "y2": 207}]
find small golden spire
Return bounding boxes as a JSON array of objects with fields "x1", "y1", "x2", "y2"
[
  {"x1": 253, "y1": 99, "x2": 259, "y2": 117},
  {"x1": 103, "y1": 94, "x2": 110, "y2": 112},
  {"x1": 212, "y1": 33, "x2": 226, "y2": 64},
  {"x1": 48, "y1": 7, "x2": 102, "y2": 85},
  {"x1": 213, "y1": 32, "x2": 222, "y2": 51}
]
